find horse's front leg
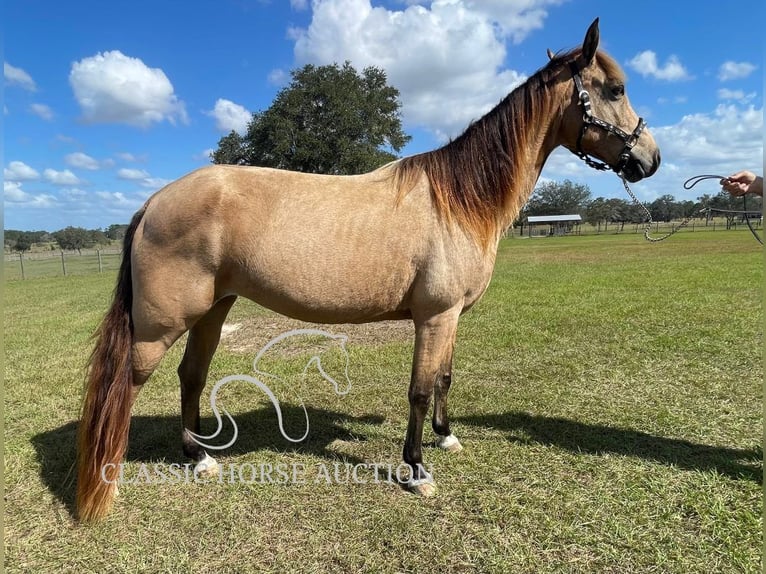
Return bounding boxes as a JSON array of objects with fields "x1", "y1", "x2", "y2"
[
  {"x1": 432, "y1": 346, "x2": 463, "y2": 453},
  {"x1": 403, "y1": 306, "x2": 461, "y2": 496}
]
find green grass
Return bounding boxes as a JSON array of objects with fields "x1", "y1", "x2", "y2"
[{"x1": 4, "y1": 231, "x2": 762, "y2": 573}]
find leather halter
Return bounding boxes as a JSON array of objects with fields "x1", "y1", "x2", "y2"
[{"x1": 569, "y1": 62, "x2": 646, "y2": 174}]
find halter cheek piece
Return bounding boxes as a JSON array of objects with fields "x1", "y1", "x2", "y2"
[{"x1": 569, "y1": 62, "x2": 646, "y2": 174}]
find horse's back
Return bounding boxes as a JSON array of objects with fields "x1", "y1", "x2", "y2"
[{"x1": 132, "y1": 164, "x2": 442, "y2": 322}]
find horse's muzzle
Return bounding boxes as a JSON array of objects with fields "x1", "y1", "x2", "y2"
[{"x1": 621, "y1": 149, "x2": 661, "y2": 183}]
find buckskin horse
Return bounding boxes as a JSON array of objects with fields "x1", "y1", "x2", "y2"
[{"x1": 77, "y1": 18, "x2": 660, "y2": 521}]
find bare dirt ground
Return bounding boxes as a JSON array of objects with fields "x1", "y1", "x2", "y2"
[{"x1": 220, "y1": 314, "x2": 414, "y2": 356}]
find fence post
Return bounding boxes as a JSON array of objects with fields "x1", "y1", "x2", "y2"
[
  {"x1": 97, "y1": 249, "x2": 103, "y2": 273},
  {"x1": 19, "y1": 253, "x2": 26, "y2": 280},
  {"x1": 61, "y1": 250, "x2": 67, "y2": 276}
]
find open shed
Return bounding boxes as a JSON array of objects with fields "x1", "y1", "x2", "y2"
[{"x1": 526, "y1": 214, "x2": 582, "y2": 237}]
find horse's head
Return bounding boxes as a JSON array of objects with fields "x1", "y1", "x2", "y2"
[{"x1": 558, "y1": 19, "x2": 661, "y2": 182}]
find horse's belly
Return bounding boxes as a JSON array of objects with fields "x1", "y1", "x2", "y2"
[{"x1": 229, "y1": 251, "x2": 416, "y2": 324}]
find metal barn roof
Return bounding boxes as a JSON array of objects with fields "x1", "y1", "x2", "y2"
[{"x1": 527, "y1": 215, "x2": 582, "y2": 223}]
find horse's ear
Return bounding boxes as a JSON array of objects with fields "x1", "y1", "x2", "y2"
[
  {"x1": 582, "y1": 17, "x2": 600, "y2": 66},
  {"x1": 546, "y1": 48, "x2": 555, "y2": 61}
]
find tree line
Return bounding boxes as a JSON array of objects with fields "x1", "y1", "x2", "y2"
[
  {"x1": 5, "y1": 224, "x2": 129, "y2": 254},
  {"x1": 517, "y1": 180, "x2": 762, "y2": 232}
]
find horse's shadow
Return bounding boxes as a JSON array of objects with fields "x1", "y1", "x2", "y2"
[
  {"x1": 31, "y1": 405, "x2": 383, "y2": 518},
  {"x1": 456, "y1": 411, "x2": 762, "y2": 483}
]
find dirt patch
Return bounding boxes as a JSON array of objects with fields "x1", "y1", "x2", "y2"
[{"x1": 220, "y1": 314, "x2": 414, "y2": 356}]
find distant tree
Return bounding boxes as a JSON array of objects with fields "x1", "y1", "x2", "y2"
[
  {"x1": 585, "y1": 197, "x2": 629, "y2": 231},
  {"x1": 4, "y1": 230, "x2": 22, "y2": 250},
  {"x1": 623, "y1": 201, "x2": 649, "y2": 224},
  {"x1": 5, "y1": 230, "x2": 50, "y2": 252},
  {"x1": 90, "y1": 229, "x2": 109, "y2": 246},
  {"x1": 212, "y1": 131, "x2": 247, "y2": 166},
  {"x1": 678, "y1": 200, "x2": 698, "y2": 219},
  {"x1": 584, "y1": 197, "x2": 610, "y2": 231},
  {"x1": 14, "y1": 231, "x2": 34, "y2": 253},
  {"x1": 53, "y1": 226, "x2": 95, "y2": 254},
  {"x1": 213, "y1": 62, "x2": 411, "y2": 175},
  {"x1": 106, "y1": 224, "x2": 129, "y2": 241},
  {"x1": 648, "y1": 195, "x2": 682, "y2": 222},
  {"x1": 705, "y1": 190, "x2": 763, "y2": 229},
  {"x1": 525, "y1": 180, "x2": 592, "y2": 217}
]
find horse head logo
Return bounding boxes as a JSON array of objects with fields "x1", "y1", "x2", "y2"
[{"x1": 188, "y1": 329, "x2": 352, "y2": 450}]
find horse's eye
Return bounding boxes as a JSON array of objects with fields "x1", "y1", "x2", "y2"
[{"x1": 611, "y1": 84, "x2": 625, "y2": 98}]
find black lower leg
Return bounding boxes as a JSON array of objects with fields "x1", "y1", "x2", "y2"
[
  {"x1": 181, "y1": 417, "x2": 205, "y2": 461},
  {"x1": 432, "y1": 371, "x2": 452, "y2": 437},
  {"x1": 403, "y1": 390, "x2": 431, "y2": 481}
]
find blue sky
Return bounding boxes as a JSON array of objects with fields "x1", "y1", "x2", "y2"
[{"x1": 4, "y1": 0, "x2": 763, "y2": 231}]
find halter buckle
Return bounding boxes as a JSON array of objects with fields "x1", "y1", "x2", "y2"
[{"x1": 570, "y1": 64, "x2": 645, "y2": 174}]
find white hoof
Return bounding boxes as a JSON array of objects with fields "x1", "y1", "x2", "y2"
[
  {"x1": 410, "y1": 481, "x2": 436, "y2": 497},
  {"x1": 407, "y1": 469, "x2": 436, "y2": 497},
  {"x1": 435, "y1": 433, "x2": 463, "y2": 452},
  {"x1": 194, "y1": 453, "x2": 219, "y2": 478}
]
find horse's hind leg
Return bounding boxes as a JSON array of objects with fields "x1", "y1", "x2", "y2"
[
  {"x1": 178, "y1": 295, "x2": 238, "y2": 475},
  {"x1": 431, "y1": 326, "x2": 463, "y2": 453}
]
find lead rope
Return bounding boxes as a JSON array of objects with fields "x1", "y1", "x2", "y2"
[
  {"x1": 618, "y1": 175, "x2": 702, "y2": 242},
  {"x1": 619, "y1": 173, "x2": 763, "y2": 244}
]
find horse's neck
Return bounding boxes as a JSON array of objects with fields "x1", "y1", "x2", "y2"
[{"x1": 495, "y1": 90, "x2": 565, "y2": 233}]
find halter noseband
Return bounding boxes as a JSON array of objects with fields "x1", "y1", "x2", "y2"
[{"x1": 569, "y1": 62, "x2": 646, "y2": 174}]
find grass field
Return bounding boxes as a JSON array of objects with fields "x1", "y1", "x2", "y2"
[{"x1": 4, "y1": 231, "x2": 762, "y2": 573}]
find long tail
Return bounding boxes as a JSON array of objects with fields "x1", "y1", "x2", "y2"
[{"x1": 76, "y1": 205, "x2": 146, "y2": 522}]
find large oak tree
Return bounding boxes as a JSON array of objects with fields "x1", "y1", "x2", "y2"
[{"x1": 212, "y1": 62, "x2": 411, "y2": 175}]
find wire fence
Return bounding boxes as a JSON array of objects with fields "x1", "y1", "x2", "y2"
[
  {"x1": 505, "y1": 218, "x2": 762, "y2": 238},
  {"x1": 4, "y1": 248, "x2": 122, "y2": 280}
]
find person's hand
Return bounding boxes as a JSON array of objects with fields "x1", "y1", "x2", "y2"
[{"x1": 721, "y1": 171, "x2": 762, "y2": 197}]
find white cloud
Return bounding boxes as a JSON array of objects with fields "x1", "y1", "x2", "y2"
[
  {"x1": 717, "y1": 88, "x2": 755, "y2": 103},
  {"x1": 208, "y1": 98, "x2": 251, "y2": 134},
  {"x1": 69, "y1": 50, "x2": 188, "y2": 127},
  {"x1": 116, "y1": 152, "x2": 138, "y2": 162},
  {"x1": 116, "y1": 168, "x2": 170, "y2": 191},
  {"x1": 630, "y1": 104, "x2": 763, "y2": 202},
  {"x1": 627, "y1": 51, "x2": 692, "y2": 82},
  {"x1": 290, "y1": 0, "x2": 309, "y2": 9},
  {"x1": 96, "y1": 191, "x2": 135, "y2": 206},
  {"x1": 290, "y1": 0, "x2": 566, "y2": 139},
  {"x1": 4, "y1": 62, "x2": 37, "y2": 91},
  {"x1": 4, "y1": 181, "x2": 57, "y2": 208},
  {"x1": 652, "y1": 104, "x2": 762, "y2": 166},
  {"x1": 65, "y1": 152, "x2": 101, "y2": 170},
  {"x1": 4, "y1": 161, "x2": 40, "y2": 181},
  {"x1": 117, "y1": 168, "x2": 150, "y2": 180},
  {"x1": 43, "y1": 168, "x2": 83, "y2": 186},
  {"x1": 718, "y1": 61, "x2": 756, "y2": 82},
  {"x1": 140, "y1": 177, "x2": 171, "y2": 190},
  {"x1": 268, "y1": 68, "x2": 290, "y2": 86},
  {"x1": 56, "y1": 134, "x2": 77, "y2": 144},
  {"x1": 62, "y1": 188, "x2": 88, "y2": 199},
  {"x1": 29, "y1": 103, "x2": 54, "y2": 120},
  {"x1": 4, "y1": 181, "x2": 29, "y2": 202}
]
